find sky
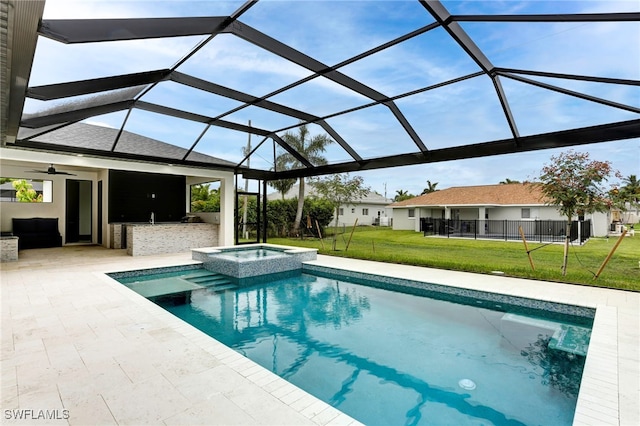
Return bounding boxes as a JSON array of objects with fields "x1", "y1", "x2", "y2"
[{"x1": 24, "y1": 0, "x2": 639, "y2": 198}]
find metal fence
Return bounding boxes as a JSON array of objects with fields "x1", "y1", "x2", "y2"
[{"x1": 420, "y1": 218, "x2": 592, "y2": 243}]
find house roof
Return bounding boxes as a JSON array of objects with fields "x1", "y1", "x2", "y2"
[
  {"x1": 17, "y1": 122, "x2": 236, "y2": 168},
  {"x1": 389, "y1": 183, "x2": 550, "y2": 207},
  {"x1": 267, "y1": 184, "x2": 391, "y2": 205}
]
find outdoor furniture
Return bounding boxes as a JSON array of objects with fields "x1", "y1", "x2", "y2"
[{"x1": 12, "y1": 218, "x2": 62, "y2": 250}]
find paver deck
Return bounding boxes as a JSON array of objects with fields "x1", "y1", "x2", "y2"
[{"x1": 1, "y1": 246, "x2": 638, "y2": 425}]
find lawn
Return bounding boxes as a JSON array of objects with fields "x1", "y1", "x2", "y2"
[{"x1": 269, "y1": 226, "x2": 640, "y2": 292}]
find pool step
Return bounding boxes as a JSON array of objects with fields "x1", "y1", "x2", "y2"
[
  {"x1": 127, "y1": 277, "x2": 201, "y2": 298},
  {"x1": 184, "y1": 272, "x2": 237, "y2": 292},
  {"x1": 501, "y1": 314, "x2": 591, "y2": 357},
  {"x1": 180, "y1": 269, "x2": 217, "y2": 279},
  {"x1": 204, "y1": 283, "x2": 238, "y2": 292},
  {"x1": 548, "y1": 325, "x2": 591, "y2": 357}
]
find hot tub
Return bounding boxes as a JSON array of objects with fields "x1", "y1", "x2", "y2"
[{"x1": 192, "y1": 244, "x2": 317, "y2": 279}]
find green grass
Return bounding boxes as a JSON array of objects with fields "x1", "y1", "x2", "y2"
[{"x1": 270, "y1": 227, "x2": 640, "y2": 292}]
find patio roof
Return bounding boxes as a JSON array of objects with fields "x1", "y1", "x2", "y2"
[{"x1": 2, "y1": 0, "x2": 639, "y2": 180}]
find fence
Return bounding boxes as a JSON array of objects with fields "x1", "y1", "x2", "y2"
[{"x1": 420, "y1": 218, "x2": 592, "y2": 243}]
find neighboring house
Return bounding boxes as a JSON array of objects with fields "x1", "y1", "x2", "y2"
[
  {"x1": 612, "y1": 205, "x2": 639, "y2": 225},
  {"x1": 267, "y1": 184, "x2": 393, "y2": 226},
  {"x1": 388, "y1": 183, "x2": 610, "y2": 237}
]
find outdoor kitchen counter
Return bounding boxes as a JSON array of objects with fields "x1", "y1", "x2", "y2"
[{"x1": 125, "y1": 222, "x2": 218, "y2": 256}]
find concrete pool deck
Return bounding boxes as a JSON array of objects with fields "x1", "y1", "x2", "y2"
[{"x1": 1, "y1": 246, "x2": 638, "y2": 425}]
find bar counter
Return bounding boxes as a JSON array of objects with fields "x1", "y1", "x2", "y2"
[{"x1": 124, "y1": 222, "x2": 218, "y2": 256}]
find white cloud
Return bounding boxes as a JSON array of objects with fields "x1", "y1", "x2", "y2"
[{"x1": 28, "y1": 0, "x2": 638, "y2": 193}]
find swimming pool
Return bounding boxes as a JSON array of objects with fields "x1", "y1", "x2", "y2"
[{"x1": 111, "y1": 266, "x2": 592, "y2": 425}]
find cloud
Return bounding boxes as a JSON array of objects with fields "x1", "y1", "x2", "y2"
[{"x1": 27, "y1": 0, "x2": 638, "y2": 194}]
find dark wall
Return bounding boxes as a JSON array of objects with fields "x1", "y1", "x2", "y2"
[{"x1": 108, "y1": 170, "x2": 186, "y2": 223}]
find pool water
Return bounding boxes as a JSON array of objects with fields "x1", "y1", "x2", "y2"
[
  {"x1": 219, "y1": 247, "x2": 284, "y2": 259},
  {"x1": 151, "y1": 272, "x2": 589, "y2": 426}
]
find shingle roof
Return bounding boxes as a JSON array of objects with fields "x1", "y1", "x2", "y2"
[
  {"x1": 389, "y1": 183, "x2": 550, "y2": 207},
  {"x1": 18, "y1": 122, "x2": 235, "y2": 167}
]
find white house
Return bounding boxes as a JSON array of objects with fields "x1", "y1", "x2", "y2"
[
  {"x1": 267, "y1": 184, "x2": 393, "y2": 226},
  {"x1": 389, "y1": 183, "x2": 611, "y2": 237}
]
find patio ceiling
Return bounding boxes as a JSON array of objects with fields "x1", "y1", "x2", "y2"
[{"x1": 2, "y1": 0, "x2": 639, "y2": 180}]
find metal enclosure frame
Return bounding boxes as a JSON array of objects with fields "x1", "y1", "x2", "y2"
[{"x1": 1, "y1": 0, "x2": 638, "y2": 181}]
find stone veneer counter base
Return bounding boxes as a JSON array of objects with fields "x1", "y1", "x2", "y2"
[
  {"x1": 126, "y1": 223, "x2": 218, "y2": 256},
  {"x1": 0, "y1": 236, "x2": 18, "y2": 262}
]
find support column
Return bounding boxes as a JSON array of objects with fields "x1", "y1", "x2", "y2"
[
  {"x1": 478, "y1": 207, "x2": 486, "y2": 235},
  {"x1": 218, "y1": 173, "x2": 235, "y2": 246}
]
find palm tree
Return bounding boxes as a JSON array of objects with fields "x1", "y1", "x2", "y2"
[
  {"x1": 499, "y1": 178, "x2": 521, "y2": 184},
  {"x1": 268, "y1": 154, "x2": 296, "y2": 200},
  {"x1": 621, "y1": 174, "x2": 640, "y2": 204},
  {"x1": 421, "y1": 180, "x2": 439, "y2": 195},
  {"x1": 394, "y1": 189, "x2": 414, "y2": 202},
  {"x1": 276, "y1": 123, "x2": 333, "y2": 233}
]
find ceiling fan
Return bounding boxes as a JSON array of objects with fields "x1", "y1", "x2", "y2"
[{"x1": 28, "y1": 164, "x2": 76, "y2": 176}]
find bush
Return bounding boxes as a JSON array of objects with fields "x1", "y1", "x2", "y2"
[
  {"x1": 303, "y1": 198, "x2": 334, "y2": 236},
  {"x1": 266, "y1": 199, "x2": 297, "y2": 237},
  {"x1": 265, "y1": 197, "x2": 334, "y2": 237}
]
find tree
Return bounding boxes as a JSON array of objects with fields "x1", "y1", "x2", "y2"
[
  {"x1": 266, "y1": 198, "x2": 296, "y2": 237},
  {"x1": 538, "y1": 150, "x2": 620, "y2": 275},
  {"x1": 276, "y1": 124, "x2": 333, "y2": 233},
  {"x1": 190, "y1": 183, "x2": 220, "y2": 212},
  {"x1": 421, "y1": 180, "x2": 439, "y2": 195},
  {"x1": 394, "y1": 189, "x2": 414, "y2": 202},
  {"x1": 11, "y1": 179, "x2": 43, "y2": 202},
  {"x1": 310, "y1": 173, "x2": 369, "y2": 250},
  {"x1": 499, "y1": 178, "x2": 521, "y2": 184},
  {"x1": 265, "y1": 197, "x2": 333, "y2": 238},
  {"x1": 620, "y1": 174, "x2": 640, "y2": 205},
  {"x1": 268, "y1": 155, "x2": 296, "y2": 200}
]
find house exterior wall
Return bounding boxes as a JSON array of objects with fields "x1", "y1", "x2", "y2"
[
  {"x1": 487, "y1": 206, "x2": 546, "y2": 220},
  {"x1": 1, "y1": 151, "x2": 235, "y2": 249},
  {"x1": 456, "y1": 208, "x2": 479, "y2": 220},
  {"x1": 391, "y1": 208, "x2": 417, "y2": 230},
  {"x1": 588, "y1": 211, "x2": 609, "y2": 237},
  {"x1": 393, "y1": 203, "x2": 611, "y2": 237},
  {"x1": 487, "y1": 206, "x2": 608, "y2": 237},
  {"x1": 420, "y1": 208, "x2": 446, "y2": 220},
  {"x1": 0, "y1": 162, "x2": 97, "y2": 241},
  {"x1": 339, "y1": 203, "x2": 391, "y2": 226}
]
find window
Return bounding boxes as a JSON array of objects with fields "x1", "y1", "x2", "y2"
[
  {"x1": 408, "y1": 208, "x2": 415, "y2": 218},
  {"x1": 362, "y1": 208, "x2": 369, "y2": 215},
  {"x1": 521, "y1": 208, "x2": 531, "y2": 219},
  {"x1": 351, "y1": 208, "x2": 355, "y2": 213},
  {"x1": 0, "y1": 178, "x2": 52, "y2": 203},
  {"x1": 339, "y1": 208, "x2": 344, "y2": 215},
  {"x1": 190, "y1": 181, "x2": 220, "y2": 212}
]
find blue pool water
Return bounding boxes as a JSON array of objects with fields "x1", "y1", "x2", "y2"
[
  {"x1": 126, "y1": 270, "x2": 592, "y2": 426},
  {"x1": 219, "y1": 247, "x2": 285, "y2": 259}
]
